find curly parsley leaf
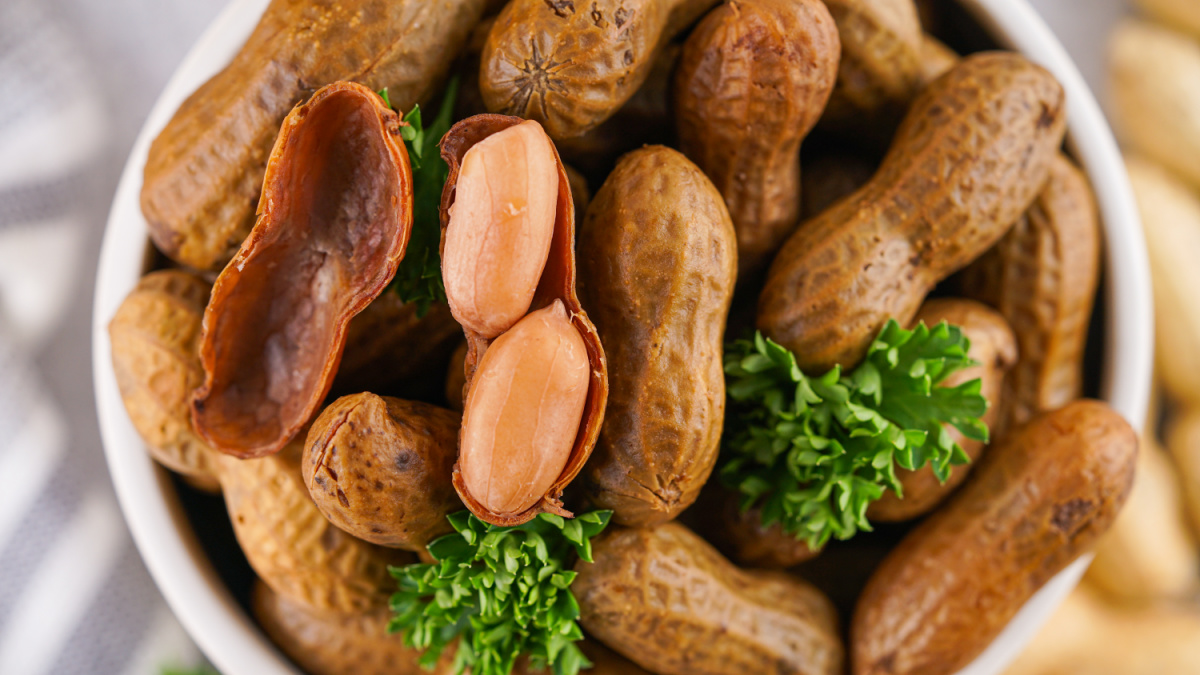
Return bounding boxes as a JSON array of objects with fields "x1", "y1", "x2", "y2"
[
  {"x1": 380, "y1": 79, "x2": 459, "y2": 317},
  {"x1": 388, "y1": 510, "x2": 612, "y2": 675},
  {"x1": 720, "y1": 321, "x2": 988, "y2": 550}
]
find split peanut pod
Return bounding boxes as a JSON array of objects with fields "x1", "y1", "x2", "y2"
[
  {"x1": 439, "y1": 114, "x2": 608, "y2": 526},
  {"x1": 108, "y1": 270, "x2": 219, "y2": 489},
  {"x1": 867, "y1": 298, "x2": 1017, "y2": 522},
  {"x1": 479, "y1": 0, "x2": 720, "y2": 139},
  {"x1": 852, "y1": 400, "x2": 1138, "y2": 675},
  {"x1": 675, "y1": 0, "x2": 841, "y2": 278},
  {"x1": 759, "y1": 52, "x2": 1067, "y2": 373},
  {"x1": 141, "y1": 0, "x2": 487, "y2": 271},
  {"x1": 577, "y1": 146, "x2": 736, "y2": 527},
  {"x1": 192, "y1": 82, "x2": 412, "y2": 459}
]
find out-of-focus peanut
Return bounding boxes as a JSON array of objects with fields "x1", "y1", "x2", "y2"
[
  {"x1": 443, "y1": 120, "x2": 560, "y2": 338},
  {"x1": 459, "y1": 300, "x2": 590, "y2": 516},
  {"x1": 1167, "y1": 408, "x2": 1200, "y2": 542}
]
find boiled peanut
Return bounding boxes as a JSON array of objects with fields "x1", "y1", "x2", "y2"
[
  {"x1": 141, "y1": 0, "x2": 487, "y2": 270},
  {"x1": 852, "y1": 400, "x2": 1138, "y2": 675},
  {"x1": 699, "y1": 487, "x2": 822, "y2": 569},
  {"x1": 759, "y1": 52, "x2": 1066, "y2": 373},
  {"x1": 1167, "y1": 408, "x2": 1200, "y2": 542},
  {"x1": 918, "y1": 33, "x2": 957, "y2": 85},
  {"x1": 799, "y1": 150, "x2": 877, "y2": 220},
  {"x1": 577, "y1": 145, "x2": 736, "y2": 527},
  {"x1": 1135, "y1": 0, "x2": 1200, "y2": 38},
  {"x1": 108, "y1": 270, "x2": 219, "y2": 488},
  {"x1": 867, "y1": 298, "x2": 1017, "y2": 522},
  {"x1": 458, "y1": 300, "x2": 590, "y2": 516},
  {"x1": 445, "y1": 341, "x2": 469, "y2": 412},
  {"x1": 575, "y1": 522, "x2": 844, "y2": 675},
  {"x1": 674, "y1": 0, "x2": 840, "y2": 278},
  {"x1": 303, "y1": 394, "x2": 461, "y2": 551},
  {"x1": 442, "y1": 120, "x2": 560, "y2": 338}
]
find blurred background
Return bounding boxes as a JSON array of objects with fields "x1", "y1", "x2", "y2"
[{"x1": 0, "y1": 0, "x2": 1193, "y2": 673}]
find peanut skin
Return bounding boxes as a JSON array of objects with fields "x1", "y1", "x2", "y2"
[
  {"x1": 758, "y1": 52, "x2": 1066, "y2": 373},
  {"x1": 575, "y1": 522, "x2": 844, "y2": 675},
  {"x1": 866, "y1": 298, "x2": 1017, "y2": 522},
  {"x1": 302, "y1": 394, "x2": 461, "y2": 551},
  {"x1": 577, "y1": 146, "x2": 736, "y2": 527},
  {"x1": 443, "y1": 120, "x2": 560, "y2": 338},
  {"x1": 852, "y1": 400, "x2": 1138, "y2": 675},
  {"x1": 108, "y1": 270, "x2": 219, "y2": 488},
  {"x1": 674, "y1": 0, "x2": 840, "y2": 278}
]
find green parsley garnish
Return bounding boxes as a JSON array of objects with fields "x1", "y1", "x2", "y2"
[
  {"x1": 380, "y1": 79, "x2": 459, "y2": 317},
  {"x1": 721, "y1": 321, "x2": 989, "y2": 550},
  {"x1": 388, "y1": 510, "x2": 612, "y2": 675}
]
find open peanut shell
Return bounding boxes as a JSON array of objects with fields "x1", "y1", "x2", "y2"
[
  {"x1": 193, "y1": 81, "x2": 413, "y2": 459},
  {"x1": 439, "y1": 114, "x2": 608, "y2": 526}
]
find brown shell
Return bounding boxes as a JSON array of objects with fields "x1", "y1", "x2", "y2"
[
  {"x1": 917, "y1": 32, "x2": 959, "y2": 86},
  {"x1": 758, "y1": 52, "x2": 1067, "y2": 373},
  {"x1": 959, "y1": 154, "x2": 1101, "y2": 436},
  {"x1": 576, "y1": 146, "x2": 736, "y2": 527},
  {"x1": 867, "y1": 298, "x2": 1018, "y2": 522},
  {"x1": 438, "y1": 114, "x2": 609, "y2": 526},
  {"x1": 574, "y1": 522, "x2": 844, "y2": 675},
  {"x1": 444, "y1": 341, "x2": 469, "y2": 412},
  {"x1": 108, "y1": 270, "x2": 219, "y2": 485},
  {"x1": 799, "y1": 150, "x2": 878, "y2": 220},
  {"x1": 140, "y1": 0, "x2": 488, "y2": 271},
  {"x1": 192, "y1": 82, "x2": 413, "y2": 459},
  {"x1": 217, "y1": 437, "x2": 411, "y2": 615},
  {"x1": 251, "y1": 580, "x2": 442, "y2": 675},
  {"x1": 302, "y1": 394, "x2": 461, "y2": 550},
  {"x1": 675, "y1": 0, "x2": 840, "y2": 278},
  {"x1": 478, "y1": 0, "x2": 719, "y2": 139},
  {"x1": 851, "y1": 400, "x2": 1138, "y2": 675},
  {"x1": 697, "y1": 486, "x2": 823, "y2": 569}
]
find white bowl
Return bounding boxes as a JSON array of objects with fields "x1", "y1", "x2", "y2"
[{"x1": 92, "y1": 1, "x2": 1152, "y2": 673}]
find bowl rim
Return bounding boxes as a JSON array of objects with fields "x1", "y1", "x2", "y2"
[{"x1": 91, "y1": 1, "x2": 1152, "y2": 674}]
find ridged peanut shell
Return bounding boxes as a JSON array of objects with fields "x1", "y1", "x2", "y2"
[
  {"x1": 140, "y1": 0, "x2": 487, "y2": 270},
  {"x1": 759, "y1": 52, "x2": 1067, "y2": 373},
  {"x1": 675, "y1": 0, "x2": 840, "y2": 278},
  {"x1": 577, "y1": 145, "x2": 736, "y2": 527},
  {"x1": 574, "y1": 522, "x2": 844, "y2": 675}
]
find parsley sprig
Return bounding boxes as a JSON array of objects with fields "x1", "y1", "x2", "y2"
[
  {"x1": 389, "y1": 510, "x2": 612, "y2": 675},
  {"x1": 380, "y1": 79, "x2": 459, "y2": 317},
  {"x1": 721, "y1": 321, "x2": 989, "y2": 550}
]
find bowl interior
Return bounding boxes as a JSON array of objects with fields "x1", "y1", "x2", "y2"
[{"x1": 91, "y1": 1, "x2": 1152, "y2": 674}]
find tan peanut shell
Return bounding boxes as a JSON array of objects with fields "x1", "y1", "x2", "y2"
[
  {"x1": 217, "y1": 437, "x2": 411, "y2": 615},
  {"x1": 674, "y1": 0, "x2": 840, "y2": 278},
  {"x1": 852, "y1": 400, "x2": 1138, "y2": 675},
  {"x1": 574, "y1": 522, "x2": 844, "y2": 675},
  {"x1": 867, "y1": 298, "x2": 1017, "y2": 522},
  {"x1": 576, "y1": 146, "x2": 736, "y2": 527},
  {"x1": 918, "y1": 33, "x2": 958, "y2": 85},
  {"x1": 302, "y1": 394, "x2": 461, "y2": 551},
  {"x1": 141, "y1": 0, "x2": 487, "y2": 270},
  {"x1": 960, "y1": 154, "x2": 1100, "y2": 435},
  {"x1": 438, "y1": 114, "x2": 608, "y2": 527},
  {"x1": 108, "y1": 270, "x2": 219, "y2": 487},
  {"x1": 1168, "y1": 407, "x2": 1200, "y2": 541},
  {"x1": 818, "y1": 0, "x2": 922, "y2": 134},
  {"x1": 479, "y1": 0, "x2": 719, "y2": 139},
  {"x1": 1135, "y1": 0, "x2": 1200, "y2": 38},
  {"x1": 759, "y1": 52, "x2": 1067, "y2": 373}
]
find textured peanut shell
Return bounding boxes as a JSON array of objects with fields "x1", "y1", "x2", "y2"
[
  {"x1": 960, "y1": 154, "x2": 1099, "y2": 435},
  {"x1": 108, "y1": 270, "x2": 219, "y2": 486},
  {"x1": 799, "y1": 151, "x2": 877, "y2": 220},
  {"x1": 758, "y1": 52, "x2": 1067, "y2": 373},
  {"x1": 439, "y1": 114, "x2": 608, "y2": 527},
  {"x1": 819, "y1": 0, "x2": 922, "y2": 133},
  {"x1": 192, "y1": 82, "x2": 412, "y2": 459},
  {"x1": 140, "y1": 0, "x2": 486, "y2": 270},
  {"x1": 217, "y1": 438, "x2": 411, "y2": 615},
  {"x1": 574, "y1": 522, "x2": 844, "y2": 675},
  {"x1": 917, "y1": 33, "x2": 958, "y2": 86},
  {"x1": 851, "y1": 400, "x2": 1138, "y2": 675},
  {"x1": 867, "y1": 298, "x2": 1017, "y2": 522},
  {"x1": 577, "y1": 146, "x2": 736, "y2": 527},
  {"x1": 479, "y1": 0, "x2": 719, "y2": 139},
  {"x1": 303, "y1": 394, "x2": 461, "y2": 550},
  {"x1": 675, "y1": 0, "x2": 840, "y2": 278},
  {"x1": 252, "y1": 580, "x2": 439, "y2": 675}
]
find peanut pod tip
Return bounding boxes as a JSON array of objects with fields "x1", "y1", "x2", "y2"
[
  {"x1": 439, "y1": 113, "x2": 608, "y2": 527},
  {"x1": 193, "y1": 81, "x2": 414, "y2": 459}
]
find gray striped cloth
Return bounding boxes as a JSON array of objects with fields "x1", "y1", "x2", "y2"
[{"x1": 0, "y1": 0, "x2": 223, "y2": 672}]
